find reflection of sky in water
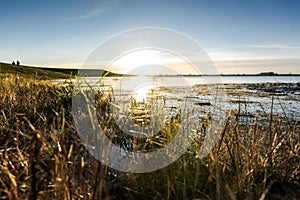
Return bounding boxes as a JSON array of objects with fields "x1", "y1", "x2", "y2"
[
  {"x1": 96, "y1": 76, "x2": 300, "y2": 88},
  {"x1": 64, "y1": 76, "x2": 300, "y2": 89},
  {"x1": 66, "y1": 75, "x2": 300, "y2": 120},
  {"x1": 93, "y1": 76, "x2": 300, "y2": 120}
]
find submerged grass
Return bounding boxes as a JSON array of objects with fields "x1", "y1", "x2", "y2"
[{"x1": 0, "y1": 75, "x2": 299, "y2": 199}]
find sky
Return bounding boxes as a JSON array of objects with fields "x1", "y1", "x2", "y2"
[{"x1": 1, "y1": 0, "x2": 300, "y2": 74}]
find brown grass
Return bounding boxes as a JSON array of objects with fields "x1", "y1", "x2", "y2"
[{"x1": 0, "y1": 75, "x2": 299, "y2": 199}]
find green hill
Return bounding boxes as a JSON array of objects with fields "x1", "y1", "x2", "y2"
[
  {"x1": 0, "y1": 62, "x2": 74, "y2": 79},
  {"x1": 0, "y1": 62, "x2": 121, "y2": 79}
]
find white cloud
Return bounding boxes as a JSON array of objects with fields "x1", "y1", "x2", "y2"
[
  {"x1": 206, "y1": 43, "x2": 300, "y2": 63},
  {"x1": 214, "y1": 58, "x2": 300, "y2": 74},
  {"x1": 73, "y1": 7, "x2": 108, "y2": 20},
  {"x1": 245, "y1": 44, "x2": 300, "y2": 50},
  {"x1": 71, "y1": 0, "x2": 120, "y2": 20}
]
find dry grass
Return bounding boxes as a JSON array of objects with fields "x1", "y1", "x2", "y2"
[{"x1": 0, "y1": 75, "x2": 299, "y2": 199}]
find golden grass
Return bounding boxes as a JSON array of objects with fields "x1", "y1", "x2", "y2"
[{"x1": 0, "y1": 76, "x2": 299, "y2": 199}]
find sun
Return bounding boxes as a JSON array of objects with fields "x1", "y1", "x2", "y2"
[
  {"x1": 134, "y1": 84, "x2": 154, "y2": 102},
  {"x1": 111, "y1": 49, "x2": 177, "y2": 74}
]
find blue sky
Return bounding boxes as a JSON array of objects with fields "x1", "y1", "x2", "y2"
[{"x1": 1, "y1": 0, "x2": 300, "y2": 74}]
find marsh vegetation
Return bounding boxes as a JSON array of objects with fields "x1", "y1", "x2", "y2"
[{"x1": 0, "y1": 74, "x2": 299, "y2": 199}]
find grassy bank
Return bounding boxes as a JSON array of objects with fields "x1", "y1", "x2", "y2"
[
  {"x1": 0, "y1": 62, "x2": 75, "y2": 79},
  {"x1": 0, "y1": 62, "x2": 123, "y2": 80},
  {"x1": 0, "y1": 76, "x2": 299, "y2": 199}
]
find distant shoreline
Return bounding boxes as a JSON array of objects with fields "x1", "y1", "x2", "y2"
[{"x1": 1, "y1": 61, "x2": 300, "y2": 79}]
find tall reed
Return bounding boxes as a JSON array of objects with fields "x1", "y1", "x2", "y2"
[{"x1": 0, "y1": 75, "x2": 299, "y2": 199}]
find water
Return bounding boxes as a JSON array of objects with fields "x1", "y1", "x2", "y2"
[
  {"x1": 73, "y1": 75, "x2": 300, "y2": 88},
  {"x1": 157, "y1": 76, "x2": 300, "y2": 86},
  {"x1": 65, "y1": 76, "x2": 300, "y2": 121},
  {"x1": 53, "y1": 75, "x2": 300, "y2": 86}
]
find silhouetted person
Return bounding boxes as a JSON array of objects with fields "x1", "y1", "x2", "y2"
[
  {"x1": 12, "y1": 61, "x2": 15, "y2": 65},
  {"x1": 16, "y1": 60, "x2": 20, "y2": 66}
]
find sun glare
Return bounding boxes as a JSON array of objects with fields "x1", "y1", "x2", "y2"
[
  {"x1": 134, "y1": 84, "x2": 154, "y2": 102},
  {"x1": 111, "y1": 49, "x2": 183, "y2": 74},
  {"x1": 112, "y1": 50, "x2": 162, "y2": 72}
]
